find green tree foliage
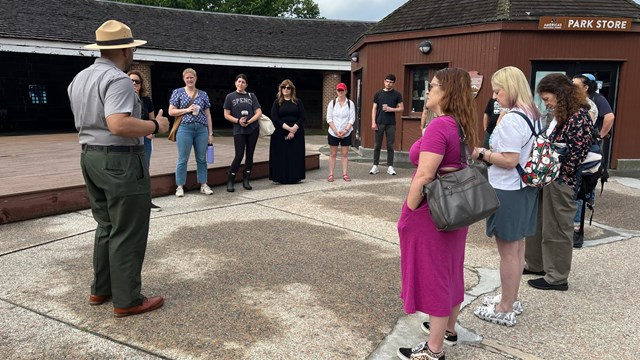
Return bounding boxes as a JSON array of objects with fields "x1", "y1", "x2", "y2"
[{"x1": 114, "y1": 0, "x2": 321, "y2": 18}]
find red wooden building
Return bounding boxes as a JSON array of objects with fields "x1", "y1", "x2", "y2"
[{"x1": 349, "y1": 0, "x2": 640, "y2": 169}]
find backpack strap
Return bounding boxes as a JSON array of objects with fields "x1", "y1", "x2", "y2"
[
  {"x1": 332, "y1": 98, "x2": 350, "y2": 109},
  {"x1": 510, "y1": 111, "x2": 538, "y2": 137},
  {"x1": 509, "y1": 111, "x2": 537, "y2": 187}
]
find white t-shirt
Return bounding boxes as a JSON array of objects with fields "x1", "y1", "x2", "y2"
[{"x1": 488, "y1": 108, "x2": 538, "y2": 190}]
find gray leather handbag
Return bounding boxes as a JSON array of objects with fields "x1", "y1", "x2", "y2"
[{"x1": 423, "y1": 120, "x2": 500, "y2": 231}]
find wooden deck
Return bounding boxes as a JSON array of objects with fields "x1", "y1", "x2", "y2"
[{"x1": 0, "y1": 133, "x2": 319, "y2": 224}]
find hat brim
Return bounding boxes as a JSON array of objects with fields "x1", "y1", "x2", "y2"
[{"x1": 84, "y1": 39, "x2": 147, "y2": 50}]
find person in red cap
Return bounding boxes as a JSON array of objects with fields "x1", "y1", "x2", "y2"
[{"x1": 326, "y1": 83, "x2": 356, "y2": 182}]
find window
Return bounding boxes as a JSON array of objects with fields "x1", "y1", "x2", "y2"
[
  {"x1": 411, "y1": 68, "x2": 429, "y2": 113},
  {"x1": 408, "y1": 64, "x2": 446, "y2": 114},
  {"x1": 29, "y1": 85, "x2": 47, "y2": 104}
]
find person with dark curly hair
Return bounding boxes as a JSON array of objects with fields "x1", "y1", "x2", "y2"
[
  {"x1": 128, "y1": 70, "x2": 161, "y2": 211},
  {"x1": 524, "y1": 73, "x2": 595, "y2": 291}
]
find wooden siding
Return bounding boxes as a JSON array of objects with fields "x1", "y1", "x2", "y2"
[{"x1": 353, "y1": 22, "x2": 640, "y2": 167}]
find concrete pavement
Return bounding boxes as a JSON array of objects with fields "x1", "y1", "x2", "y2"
[{"x1": 1, "y1": 136, "x2": 639, "y2": 359}]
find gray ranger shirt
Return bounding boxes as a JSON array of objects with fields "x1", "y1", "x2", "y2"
[{"x1": 68, "y1": 58, "x2": 142, "y2": 146}]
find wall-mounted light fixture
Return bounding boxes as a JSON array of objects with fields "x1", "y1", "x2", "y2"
[
  {"x1": 350, "y1": 51, "x2": 359, "y2": 63},
  {"x1": 419, "y1": 40, "x2": 432, "y2": 54}
]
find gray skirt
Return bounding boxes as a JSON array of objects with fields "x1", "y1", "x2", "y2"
[{"x1": 486, "y1": 186, "x2": 539, "y2": 241}]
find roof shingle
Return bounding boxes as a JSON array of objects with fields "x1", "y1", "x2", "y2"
[
  {"x1": 0, "y1": 0, "x2": 373, "y2": 61},
  {"x1": 367, "y1": 0, "x2": 640, "y2": 35}
]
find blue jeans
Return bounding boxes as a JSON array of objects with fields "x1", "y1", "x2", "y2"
[
  {"x1": 175, "y1": 122, "x2": 208, "y2": 185},
  {"x1": 143, "y1": 136, "x2": 152, "y2": 171}
]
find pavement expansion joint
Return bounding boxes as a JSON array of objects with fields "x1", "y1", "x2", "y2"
[
  {"x1": 582, "y1": 221, "x2": 640, "y2": 248},
  {"x1": 479, "y1": 339, "x2": 545, "y2": 360}
]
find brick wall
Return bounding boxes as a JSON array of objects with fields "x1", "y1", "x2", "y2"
[
  {"x1": 130, "y1": 62, "x2": 153, "y2": 98},
  {"x1": 321, "y1": 72, "x2": 342, "y2": 131}
]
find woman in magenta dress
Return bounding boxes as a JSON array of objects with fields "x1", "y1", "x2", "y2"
[{"x1": 397, "y1": 68, "x2": 479, "y2": 360}]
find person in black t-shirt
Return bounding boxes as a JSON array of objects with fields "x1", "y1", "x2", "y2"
[
  {"x1": 482, "y1": 98, "x2": 505, "y2": 149},
  {"x1": 128, "y1": 70, "x2": 161, "y2": 211},
  {"x1": 370, "y1": 74, "x2": 404, "y2": 175}
]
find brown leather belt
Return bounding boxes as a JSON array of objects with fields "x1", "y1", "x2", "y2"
[{"x1": 82, "y1": 144, "x2": 144, "y2": 153}]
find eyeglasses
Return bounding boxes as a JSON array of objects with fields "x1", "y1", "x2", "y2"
[
  {"x1": 131, "y1": 79, "x2": 141, "y2": 84},
  {"x1": 281, "y1": 86, "x2": 292, "y2": 90},
  {"x1": 427, "y1": 82, "x2": 441, "y2": 91}
]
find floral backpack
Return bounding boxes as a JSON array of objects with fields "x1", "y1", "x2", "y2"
[{"x1": 511, "y1": 111, "x2": 561, "y2": 188}]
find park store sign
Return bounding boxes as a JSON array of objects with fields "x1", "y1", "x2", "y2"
[{"x1": 538, "y1": 16, "x2": 632, "y2": 31}]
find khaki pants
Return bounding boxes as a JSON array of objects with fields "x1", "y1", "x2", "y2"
[{"x1": 525, "y1": 181, "x2": 576, "y2": 284}]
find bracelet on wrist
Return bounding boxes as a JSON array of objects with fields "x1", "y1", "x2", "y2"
[{"x1": 151, "y1": 119, "x2": 159, "y2": 134}]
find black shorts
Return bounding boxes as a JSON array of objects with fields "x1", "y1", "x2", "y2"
[{"x1": 328, "y1": 133, "x2": 352, "y2": 146}]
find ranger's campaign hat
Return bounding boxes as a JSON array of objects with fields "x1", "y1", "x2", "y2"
[{"x1": 85, "y1": 20, "x2": 147, "y2": 50}]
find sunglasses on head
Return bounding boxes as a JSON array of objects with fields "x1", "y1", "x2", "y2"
[
  {"x1": 131, "y1": 79, "x2": 141, "y2": 84},
  {"x1": 281, "y1": 86, "x2": 292, "y2": 90}
]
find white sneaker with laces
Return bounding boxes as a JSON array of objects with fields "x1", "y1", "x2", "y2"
[
  {"x1": 387, "y1": 166, "x2": 397, "y2": 175},
  {"x1": 481, "y1": 293, "x2": 524, "y2": 315},
  {"x1": 200, "y1": 184, "x2": 213, "y2": 195},
  {"x1": 175, "y1": 186, "x2": 184, "y2": 197},
  {"x1": 473, "y1": 303, "x2": 517, "y2": 326},
  {"x1": 369, "y1": 165, "x2": 379, "y2": 175}
]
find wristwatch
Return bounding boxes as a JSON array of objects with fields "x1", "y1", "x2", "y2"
[{"x1": 478, "y1": 148, "x2": 486, "y2": 161}]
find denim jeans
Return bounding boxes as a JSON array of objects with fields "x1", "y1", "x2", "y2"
[
  {"x1": 143, "y1": 136, "x2": 152, "y2": 171},
  {"x1": 175, "y1": 122, "x2": 209, "y2": 185}
]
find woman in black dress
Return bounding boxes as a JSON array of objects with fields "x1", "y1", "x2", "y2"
[{"x1": 269, "y1": 79, "x2": 306, "y2": 184}]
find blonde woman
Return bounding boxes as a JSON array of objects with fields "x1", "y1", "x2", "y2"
[
  {"x1": 472, "y1": 66, "x2": 541, "y2": 326},
  {"x1": 168, "y1": 68, "x2": 214, "y2": 197},
  {"x1": 269, "y1": 79, "x2": 306, "y2": 184}
]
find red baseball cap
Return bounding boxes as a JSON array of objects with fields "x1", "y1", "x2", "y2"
[{"x1": 336, "y1": 83, "x2": 347, "y2": 91}]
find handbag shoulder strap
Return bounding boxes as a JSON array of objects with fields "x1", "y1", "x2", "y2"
[
  {"x1": 449, "y1": 116, "x2": 472, "y2": 167},
  {"x1": 184, "y1": 89, "x2": 198, "y2": 108}
]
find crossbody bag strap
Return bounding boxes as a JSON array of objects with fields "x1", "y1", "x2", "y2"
[{"x1": 184, "y1": 89, "x2": 198, "y2": 109}]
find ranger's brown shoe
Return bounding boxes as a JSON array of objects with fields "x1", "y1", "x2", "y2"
[
  {"x1": 89, "y1": 294, "x2": 111, "y2": 305},
  {"x1": 113, "y1": 296, "x2": 164, "y2": 318}
]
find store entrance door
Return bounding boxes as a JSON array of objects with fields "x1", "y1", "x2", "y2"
[{"x1": 531, "y1": 61, "x2": 620, "y2": 167}]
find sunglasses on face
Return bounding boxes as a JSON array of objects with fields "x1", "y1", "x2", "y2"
[
  {"x1": 281, "y1": 86, "x2": 292, "y2": 90},
  {"x1": 131, "y1": 79, "x2": 141, "y2": 84}
]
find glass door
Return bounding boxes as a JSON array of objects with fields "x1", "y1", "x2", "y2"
[{"x1": 531, "y1": 61, "x2": 620, "y2": 166}]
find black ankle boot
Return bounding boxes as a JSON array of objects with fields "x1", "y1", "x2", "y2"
[
  {"x1": 243, "y1": 171, "x2": 252, "y2": 190},
  {"x1": 573, "y1": 230, "x2": 584, "y2": 248},
  {"x1": 227, "y1": 173, "x2": 235, "y2": 192}
]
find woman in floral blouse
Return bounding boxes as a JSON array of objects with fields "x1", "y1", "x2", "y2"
[{"x1": 524, "y1": 73, "x2": 594, "y2": 292}]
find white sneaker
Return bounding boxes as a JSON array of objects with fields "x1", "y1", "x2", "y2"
[
  {"x1": 387, "y1": 166, "x2": 397, "y2": 175},
  {"x1": 473, "y1": 304, "x2": 517, "y2": 327},
  {"x1": 481, "y1": 293, "x2": 524, "y2": 315},
  {"x1": 175, "y1": 186, "x2": 184, "y2": 197},
  {"x1": 200, "y1": 184, "x2": 213, "y2": 195},
  {"x1": 369, "y1": 165, "x2": 379, "y2": 175}
]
